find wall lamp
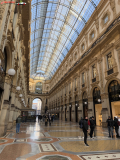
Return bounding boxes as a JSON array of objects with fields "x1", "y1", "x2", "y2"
[{"x1": 98, "y1": 99, "x2": 104, "y2": 103}]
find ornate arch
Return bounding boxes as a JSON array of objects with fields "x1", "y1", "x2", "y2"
[
  {"x1": 90, "y1": 85, "x2": 101, "y2": 97},
  {"x1": 105, "y1": 77, "x2": 120, "y2": 93},
  {"x1": 4, "y1": 40, "x2": 13, "y2": 71}
]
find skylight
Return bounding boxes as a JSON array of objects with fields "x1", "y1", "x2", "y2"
[{"x1": 30, "y1": 0, "x2": 101, "y2": 80}]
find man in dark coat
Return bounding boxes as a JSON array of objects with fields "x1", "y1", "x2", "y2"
[
  {"x1": 114, "y1": 116, "x2": 119, "y2": 138},
  {"x1": 83, "y1": 116, "x2": 89, "y2": 146},
  {"x1": 106, "y1": 116, "x2": 114, "y2": 138},
  {"x1": 90, "y1": 116, "x2": 96, "y2": 138}
]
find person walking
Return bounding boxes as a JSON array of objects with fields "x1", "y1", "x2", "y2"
[
  {"x1": 106, "y1": 116, "x2": 114, "y2": 138},
  {"x1": 79, "y1": 117, "x2": 84, "y2": 138},
  {"x1": 83, "y1": 116, "x2": 89, "y2": 146},
  {"x1": 90, "y1": 116, "x2": 96, "y2": 139},
  {"x1": 16, "y1": 116, "x2": 21, "y2": 134},
  {"x1": 114, "y1": 116, "x2": 119, "y2": 138}
]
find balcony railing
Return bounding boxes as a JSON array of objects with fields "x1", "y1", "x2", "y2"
[
  {"x1": 107, "y1": 68, "x2": 113, "y2": 75},
  {"x1": 82, "y1": 84, "x2": 85, "y2": 88},
  {"x1": 92, "y1": 77, "x2": 96, "y2": 83},
  {"x1": 75, "y1": 88, "x2": 77, "y2": 91}
]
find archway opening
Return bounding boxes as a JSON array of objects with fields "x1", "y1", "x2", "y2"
[
  {"x1": 108, "y1": 80, "x2": 120, "y2": 118},
  {"x1": 93, "y1": 87, "x2": 102, "y2": 126},
  {"x1": 32, "y1": 98, "x2": 42, "y2": 116}
]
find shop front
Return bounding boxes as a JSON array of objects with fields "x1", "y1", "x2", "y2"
[
  {"x1": 93, "y1": 87, "x2": 102, "y2": 126},
  {"x1": 109, "y1": 80, "x2": 120, "y2": 119}
]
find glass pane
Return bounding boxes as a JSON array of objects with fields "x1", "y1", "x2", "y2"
[{"x1": 30, "y1": 0, "x2": 101, "y2": 80}]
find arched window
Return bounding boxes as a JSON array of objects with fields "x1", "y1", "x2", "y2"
[
  {"x1": 108, "y1": 80, "x2": 119, "y2": 93},
  {"x1": 83, "y1": 91, "x2": 87, "y2": 100},
  {"x1": 93, "y1": 87, "x2": 100, "y2": 97},
  {"x1": 35, "y1": 82, "x2": 42, "y2": 94},
  {"x1": 108, "y1": 80, "x2": 120, "y2": 101},
  {"x1": 93, "y1": 87, "x2": 101, "y2": 104}
]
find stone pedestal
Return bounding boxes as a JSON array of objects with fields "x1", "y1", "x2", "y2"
[
  {"x1": 0, "y1": 100, "x2": 10, "y2": 136},
  {"x1": 7, "y1": 104, "x2": 15, "y2": 129}
]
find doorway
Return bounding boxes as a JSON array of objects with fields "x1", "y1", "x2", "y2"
[
  {"x1": 93, "y1": 87, "x2": 102, "y2": 126},
  {"x1": 65, "y1": 107, "x2": 67, "y2": 120},
  {"x1": 83, "y1": 104, "x2": 88, "y2": 118},
  {"x1": 108, "y1": 80, "x2": 120, "y2": 118},
  {"x1": 75, "y1": 106, "x2": 78, "y2": 122},
  {"x1": 95, "y1": 104, "x2": 102, "y2": 126},
  {"x1": 111, "y1": 101, "x2": 120, "y2": 118},
  {"x1": 69, "y1": 107, "x2": 71, "y2": 121}
]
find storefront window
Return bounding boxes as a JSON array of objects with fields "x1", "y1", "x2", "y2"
[{"x1": 107, "y1": 53, "x2": 113, "y2": 70}]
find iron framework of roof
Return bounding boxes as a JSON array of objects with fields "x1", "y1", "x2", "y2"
[{"x1": 30, "y1": 0, "x2": 101, "y2": 81}]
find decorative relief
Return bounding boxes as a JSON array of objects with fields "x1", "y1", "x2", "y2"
[
  {"x1": 102, "y1": 43, "x2": 114, "y2": 55},
  {"x1": 0, "y1": 33, "x2": 6, "y2": 50},
  {"x1": 101, "y1": 10, "x2": 111, "y2": 29},
  {"x1": 95, "y1": 18, "x2": 99, "y2": 31},
  {"x1": 110, "y1": 0, "x2": 116, "y2": 16}
]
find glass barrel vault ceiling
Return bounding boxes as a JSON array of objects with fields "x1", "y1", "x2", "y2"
[{"x1": 30, "y1": 0, "x2": 101, "y2": 81}]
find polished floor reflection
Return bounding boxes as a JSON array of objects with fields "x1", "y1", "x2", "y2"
[{"x1": 0, "y1": 120, "x2": 119, "y2": 160}]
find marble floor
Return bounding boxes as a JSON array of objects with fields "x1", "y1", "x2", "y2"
[{"x1": 0, "y1": 120, "x2": 120, "y2": 160}]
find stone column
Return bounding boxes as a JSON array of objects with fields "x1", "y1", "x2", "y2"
[
  {"x1": 7, "y1": 86, "x2": 16, "y2": 129},
  {"x1": 59, "y1": 107, "x2": 62, "y2": 120},
  {"x1": 0, "y1": 75, "x2": 11, "y2": 136},
  {"x1": 13, "y1": 107, "x2": 18, "y2": 125},
  {"x1": 7, "y1": 104, "x2": 15, "y2": 129},
  {"x1": 62, "y1": 106, "x2": 65, "y2": 121},
  {"x1": 71, "y1": 102, "x2": 75, "y2": 122},
  {"x1": 88, "y1": 97, "x2": 94, "y2": 118},
  {"x1": 66, "y1": 104, "x2": 69, "y2": 121},
  {"x1": 101, "y1": 93, "x2": 110, "y2": 127},
  {"x1": 78, "y1": 100, "x2": 83, "y2": 119}
]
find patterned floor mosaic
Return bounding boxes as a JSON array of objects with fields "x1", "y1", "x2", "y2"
[{"x1": 0, "y1": 120, "x2": 120, "y2": 160}]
